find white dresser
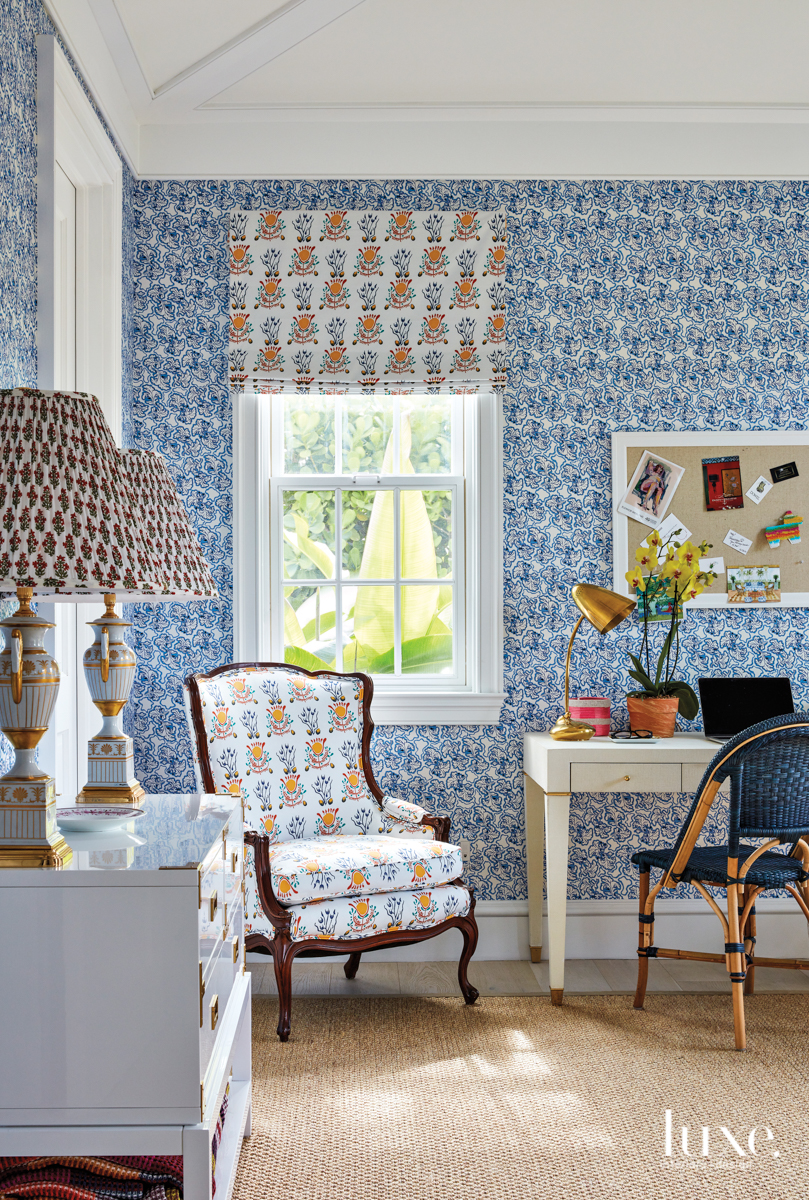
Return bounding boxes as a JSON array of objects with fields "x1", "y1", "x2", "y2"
[{"x1": 0, "y1": 793, "x2": 251, "y2": 1200}]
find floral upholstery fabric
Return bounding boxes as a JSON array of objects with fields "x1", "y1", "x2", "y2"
[
  {"x1": 289, "y1": 883, "x2": 471, "y2": 942},
  {"x1": 268, "y1": 834, "x2": 462, "y2": 905},
  {"x1": 183, "y1": 667, "x2": 469, "y2": 945}
]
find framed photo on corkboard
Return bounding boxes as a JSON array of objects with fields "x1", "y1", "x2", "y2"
[{"x1": 612, "y1": 431, "x2": 809, "y2": 611}]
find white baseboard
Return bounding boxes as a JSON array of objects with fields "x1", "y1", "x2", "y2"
[{"x1": 247, "y1": 898, "x2": 809, "y2": 963}]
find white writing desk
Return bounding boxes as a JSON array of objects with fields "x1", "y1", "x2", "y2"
[{"x1": 523, "y1": 732, "x2": 725, "y2": 1004}]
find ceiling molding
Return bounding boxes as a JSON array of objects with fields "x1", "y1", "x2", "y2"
[
  {"x1": 41, "y1": 0, "x2": 139, "y2": 170},
  {"x1": 85, "y1": 0, "x2": 153, "y2": 114},
  {"x1": 193, "y1": 102, "x2": 809, "y2": 126},
  {"x1": 146, "y1": 0, "x2": 369, "y2": 116},
  {"x1": 138, "y1": 117, "x2": 809, "y2": 180}
]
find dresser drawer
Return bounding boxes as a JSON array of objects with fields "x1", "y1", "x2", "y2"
[
  {"x1": 199, "y1": 856, "x2": 225, "y2": 962},
  {"x1": 570, "y1": 761, "x2": 682, "y2": 792}
]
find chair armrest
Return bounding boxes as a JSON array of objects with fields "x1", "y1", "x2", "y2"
[
  {"x1": 244, "y1": 830, "x2": 292, "y2": 929},
  {"x1": 382, "y1": 796, "x2": 450, "y2": 843}
]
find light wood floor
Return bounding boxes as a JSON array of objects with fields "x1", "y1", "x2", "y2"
[{"x1": 246, "y1": 957, "x2": 809, "y2": 997}]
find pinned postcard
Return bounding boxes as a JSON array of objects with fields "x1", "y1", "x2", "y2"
[
  {"x1": 723, "y1": 529, "x2": 753, "y2": 556},
  {"x1": 641, "y1": 512, "x2": 691, "y2": 549},
  {"x1": 727, "y1": 565, "x2": 781, "y2": 605},
  {"x1": 746, "y1": 475, "x2": 773, "y2": 505},
  {"x1": 699, "y1": 556, "x2": 725, "y2": 575},
  {"x1": 702, "y1": 455, "x2": 744, "y2": 511},
  {"x1": 618, "y1": 451, "x2": 685, "y2": 529}
]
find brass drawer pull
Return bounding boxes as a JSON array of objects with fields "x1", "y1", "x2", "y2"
[
  {"x1": 623, "y1": 775, "x2": 631, "y2": 781},
  {"x1": 232, "y1": 934, "x2": 239, "y2": 964},
  {"x1": 199, "y1": 961, "x2": 205, "y2": 1028},
  {"x1": 222, "y1": 902, "x2": 228, "y2": 939},
  {"x1": 231, "y1": 851, "x2": 239, "y2": 873},
  {"x1": 210, "y1": 994, "x2": 219, "y2": 1031},
  {"x1": 208, "y1": 893, "x2": 218, "y2": 922}
]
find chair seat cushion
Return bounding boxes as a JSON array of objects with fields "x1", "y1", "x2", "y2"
[
  {"x1": 288, "y1": 882, "x2": 471, "y2": 941},
  {"x1": 268, "y1": 834, "x2": 463, "y2": 905},
  {"x1": 632, "y1": 843, "x2": 809, "y2": 888}
]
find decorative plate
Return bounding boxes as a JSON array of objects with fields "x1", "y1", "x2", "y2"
[{"x1": 56, "y1": 806, "x2": 145, "y2": 832}]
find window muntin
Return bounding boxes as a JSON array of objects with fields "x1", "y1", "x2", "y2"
[{"x1": 271, "y1": 393, "x2": 465, "y2": 686}]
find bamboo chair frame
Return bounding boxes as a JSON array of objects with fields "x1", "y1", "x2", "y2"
[{"x1": 633, "y1": 716, "x2": 809, "y2": 1051}]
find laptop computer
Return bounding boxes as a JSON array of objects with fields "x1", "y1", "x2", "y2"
[{"x1": 698, "y1": 677, "x2": 794, "y2": 744}]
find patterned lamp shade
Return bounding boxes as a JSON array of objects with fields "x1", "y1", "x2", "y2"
[
  {"x1": 75, "y1": 450, "x2": 218, "y2": 807},
  {"x1": 119, "y1": 450, "x2": 218, "y2": 601},
  {"x1": 0, "y1": 388, "x2": 164, "y2": 595}
]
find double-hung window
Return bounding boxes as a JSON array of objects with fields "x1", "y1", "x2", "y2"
[{"x1": 234, "y1": 390, "x2": 503, "y2": 724}]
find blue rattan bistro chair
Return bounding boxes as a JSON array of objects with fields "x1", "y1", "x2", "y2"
[{"x1": 632, "y1": 713, "x2": 809, "y2": 1050}]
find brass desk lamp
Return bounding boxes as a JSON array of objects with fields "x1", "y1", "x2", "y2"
[{"x1": 550, "y1": 583, "x2": 636, "y2": 742}]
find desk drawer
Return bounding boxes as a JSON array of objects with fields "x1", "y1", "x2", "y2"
[
  {"x1": 682, "y1": 763, "x2": 730, "y2": 795},
  {"x1": 570, "y1": 762, "x2": 682, "y2": 793}
]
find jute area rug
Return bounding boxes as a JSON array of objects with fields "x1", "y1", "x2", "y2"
[{"x1": 235, "y1": 994, "x2": 809, "y2": 1200}]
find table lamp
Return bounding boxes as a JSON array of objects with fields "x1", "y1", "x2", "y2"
[
  {"x1": 74, "y1": 449, "x2": 218, "y2": 805},
  {"x1": 0, "y1": 388, "x2": 164, "y2": 866},
  {"x1": 550, "y1": 583, "x2": 636, "y2": 742}
]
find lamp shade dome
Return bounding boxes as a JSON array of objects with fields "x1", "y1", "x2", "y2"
[{"x1": 571, "y1": 583, "x2": 636, "y2": 634}]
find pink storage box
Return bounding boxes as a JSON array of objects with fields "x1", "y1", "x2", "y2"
[{"x1": 570, "y1": 696, "x2": 611, "y2": 737}]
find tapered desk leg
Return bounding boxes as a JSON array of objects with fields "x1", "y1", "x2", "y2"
[
  {"x1": 545, "y1": 791, "x2": 571, "y2": 1005},
  {"x1": 524, "y1": 774, "x2": 545, "y2": 963}
]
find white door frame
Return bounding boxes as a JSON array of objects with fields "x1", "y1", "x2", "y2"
[
  {"x1": 37, "y1": 32, "x2": 123, "y2": 440},
  {"x1": 37, "y1": 33, "x2": 124, "y2": 794}
]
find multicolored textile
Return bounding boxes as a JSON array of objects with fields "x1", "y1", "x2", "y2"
[
  {"x1": 184, "y1": 666, "x2": 471, "y2": 941},
  {"x1": 227, "y1": 209, "x2": 507, "y2": 390},
  {"x1": 268, "y1": 834, "x2": 462, "y2": 905},
  {"x1": 0, "y1": 1157, "x2": 183, "y2": 1200},
  {"x1": 211, "y1": 1081, "x2": 230, "y2": 1195},
  {"x1": 287, "y1": 882, "x2": 471, "y2": 941}
]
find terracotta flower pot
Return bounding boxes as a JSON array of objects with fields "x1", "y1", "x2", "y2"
[{"x1": 626, "y1": 695, "x2": 679, "y2": 738}]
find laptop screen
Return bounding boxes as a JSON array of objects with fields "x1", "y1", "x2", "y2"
[{"x1": 698, "y1": 677, "x2": 794, "y2": 738}]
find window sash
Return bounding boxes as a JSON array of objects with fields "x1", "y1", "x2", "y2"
[{"x1": 272, "y1": 478, "x2": 465, "y2": 688}]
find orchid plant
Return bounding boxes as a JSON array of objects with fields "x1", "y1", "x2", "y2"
[{"x1": 624, "y1": 530, "x2": 718, "y2": 720}]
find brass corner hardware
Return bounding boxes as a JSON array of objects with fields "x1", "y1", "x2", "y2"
[
  {"x1": 200, "y1": 1081, "x2": 204, "y2": 1119},
  {"x1": 222, "y1": 902, "x2": 228, "y2": 938},
  {"x1": 199, "y1": 960, "x2": 205, "y2": 1027},
  {"x1": 231, "y1": 850, "x2": 238, "y2": 873},
  {"x1": 208, "y1": 892, "x2": 218, "y2": 922},
  {"x1": 210, "y1": 994, "x2": 219, "y2": 1031},
  {"x1": 232, "y1": 934, "x2": 239, "y2": 964}
]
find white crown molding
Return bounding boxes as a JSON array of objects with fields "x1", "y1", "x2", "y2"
[
  {"x1": 85, "y1": 0, "x2": 153, "y2": 115},
  {"x1": 41, "y1": 0, "x2": 139, "y2": 171},
  {"x1": 137, "y1": 117, "x2": 809, "y2": 180},
  {"x1": 196, "y1": 101, "x2": 809, "y2": 125}
]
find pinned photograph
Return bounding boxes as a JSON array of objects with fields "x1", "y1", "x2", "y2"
[
  {"x1": 727, "y1": 565, "x2": 781, "y2": 605},
  {"x1": 745, "y1": 474, "x2": 773, "y2": 505},
  {"x1": 702, "y1": 455, "x2": 743, "y2": 511},
  {"x1": 770, "y1": 461, "x2": 799, "y2": 484},
  {"x1": 618, "y1": 450, "x2": 685, "y2": 530},
  {"x1": 635, "y1": 586, "x2": 683, "y2": 624}
]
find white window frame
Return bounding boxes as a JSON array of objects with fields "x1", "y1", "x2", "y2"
[{"x1": 234, "y1": 391, "x2": 504, "y2": 725}]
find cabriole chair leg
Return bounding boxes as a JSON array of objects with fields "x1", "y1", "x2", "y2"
[
  {"x1": 344, "y1": 951, "x2": 362, "y2": 979},
  {"x1": 272, "y1": 936, "x2": 295, "y2": 1042},
  {"x1": 457, "y1": 914, "x2": 479, "y2": 1004}
]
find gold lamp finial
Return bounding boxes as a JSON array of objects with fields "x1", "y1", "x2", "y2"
[{"x1": 550, "y1": 584, "x2": 636, "y2": 742}]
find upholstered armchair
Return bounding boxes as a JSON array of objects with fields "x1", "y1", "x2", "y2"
[{"x1": 184, "y1": 662, "x2": 479, "y2": 1040}]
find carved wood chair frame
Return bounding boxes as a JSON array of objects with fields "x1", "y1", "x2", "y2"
[
  {"x1": 186, "y1": 661, "x2": 479, "y2": 1040},
  {"x1": 634, "y1": 718, "x2": 809, "y2": 1051}
]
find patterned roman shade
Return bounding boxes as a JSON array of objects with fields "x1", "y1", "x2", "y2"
[{"x1": 227, "y1": 208, "x2": 507, "y2": 392}]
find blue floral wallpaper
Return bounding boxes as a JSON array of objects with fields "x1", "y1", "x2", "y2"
[{"x1": 129, "y1": 177, "x2": 809, "y2": 901}]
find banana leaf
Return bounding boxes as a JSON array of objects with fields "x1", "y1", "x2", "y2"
[
  {"x1": 284, "y1": 597, "x2": 306, "y2": 648},
  {"x1": 363, "y1": 634, "x2": 453, "y2": 676},
  {"x1": 284, "y1": 513, "x2": 335, "y2": 579},
  {"x1": 284, "y1": 645, "x2": 333, "y2": 671}
]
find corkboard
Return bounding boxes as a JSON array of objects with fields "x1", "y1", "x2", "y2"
[{"x1": 612, "y1": 433, "x2": 809, "y2": 608}]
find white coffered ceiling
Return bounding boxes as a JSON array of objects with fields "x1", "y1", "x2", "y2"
[{"x1": 42, "y1": 0, "x2": 809, "y2": 177}]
